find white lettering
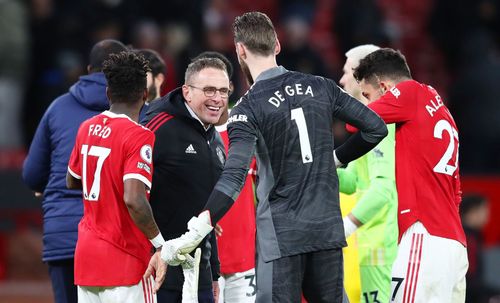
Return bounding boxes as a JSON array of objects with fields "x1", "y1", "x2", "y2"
[
  {"x1": 285, "y1": 85, "x2": 294, "y2": 96},
  {"x1": 92, "y1": 125, "x2": 102, "y2": 136},
  {"x1": 305, "y1": 85, "x2": 314, "y2": 97},
  {"x1": 88, "y1": 124, "x2": 112, "y2": 138},
  {"x1": 425, "y1": 95, "x2": 444, "y2": 117},
  {"x1": 268, "y1": 97, "x2": 281, "y2": 108},
  {"x1": 227, "y1": 114, "x2": 248, "y2": 124},
  {"x1": 275, "y1": 90, "x2": 285, "y2": 102},
  {"x1": 88, "y1": 124, "x2": 94, "y2": 136},
  {"x1": 295, "y1": 83, "x2": 303, "y2": 95}
]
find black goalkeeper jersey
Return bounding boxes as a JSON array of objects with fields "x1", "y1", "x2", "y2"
[{"x1": 205, "y1": 66, "x2": 387, "y2": 262}]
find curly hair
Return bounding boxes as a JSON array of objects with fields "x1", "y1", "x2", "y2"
[
  {"x1": 353, "y1": 48, "x2": 411, "y2": 85},
  {"x1": 103, "y1": 51, "x2": 151, "y2": 104}
]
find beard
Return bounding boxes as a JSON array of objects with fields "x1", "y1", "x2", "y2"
[
  {"x1": 147, "y1": 83, "x2": 158, "y2": 102},
  {"x1": 238, "y1": 57, "x2": 254, "y2": 86}
]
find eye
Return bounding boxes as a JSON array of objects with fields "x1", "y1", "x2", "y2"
[
  {"x1": 219, "y1": 88, "x2": 229, "y2": 94},
  {"x1": 203, "y1": 87, "x2": 217, "y2": 94}
]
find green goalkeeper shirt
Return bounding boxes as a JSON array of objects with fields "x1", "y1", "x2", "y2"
[{"x1": 338, "y1": 123, "x2": 398, "y2": 266}]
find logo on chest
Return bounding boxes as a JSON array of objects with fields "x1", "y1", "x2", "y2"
[{"x1": 185, "y1": 144, "x2": 197, "y2": 154}]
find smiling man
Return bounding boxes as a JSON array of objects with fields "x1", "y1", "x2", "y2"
[{"x1": 141, "y1": 57, "x2": 229, "y2": 303}]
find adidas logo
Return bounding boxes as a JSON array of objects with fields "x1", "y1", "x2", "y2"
[{"x1": 185, "y1": 144, "x2": 197, "y2": 154}]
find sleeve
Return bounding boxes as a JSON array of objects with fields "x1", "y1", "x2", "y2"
[
  {"x1": 326, "y1": 79, "x2": 388, "y2": 164},
  {"x1": 351, "y1": 125, "x2": 396, "y2": 224},
  {"x1": 122, "y1": 128, "x2": 155, "y2": 190},
  {"x1": 368, "y1": 82, "x2": 416, "y2": 124},
  {"x1": 203, "y1": 104, "x2": 258, "y2": 224},
  {"x1": 209, "y1": 231, "x2": 220, "y2": 281},
  {"x1": 337, "y1": 162, "x2": 358, "y2": 195},
  {"x1": 22, "y1": 110, "x2": 52, "y2": 191},
  {"x1": 67, "y1": 124, "x2": 83, "y2": 180}
]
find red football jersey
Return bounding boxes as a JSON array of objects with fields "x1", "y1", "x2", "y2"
[
  {"x1": 368, "y1": 80, "x2": 466, "y2": 246},
  {"x1": 68, "y1": 111, "x2": 155, "y2": 286},
  {"x1": 216, "y1": 124, "x2": 257, "y2": 274}
]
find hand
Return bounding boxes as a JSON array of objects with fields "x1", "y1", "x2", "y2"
[
  {"x1": 143, "y1": 250, "x2": 167, "y2": 293},
  {"x1": 161, "y1": 211, "x2": 213, "y2": 265},
  {"x1": 181, "y1": 248, "x2": 201, "y2": 303},
  {"x1": 215, "y1": 224, "x2": 223, "y2": 237},
  {"x1": 212, "y1": 280, "x2": 220, "y2": 302}
]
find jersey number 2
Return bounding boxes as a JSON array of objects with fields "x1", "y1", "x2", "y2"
[
  {"x1": 433, "y1": 119, "x2": 459, "y2": 176},
  {"x1": 81, "y1": 144, "x2": 111, "y2": 201},
  {"x1": 291, "y1": 108, "x2": 313, "y2": 163}
]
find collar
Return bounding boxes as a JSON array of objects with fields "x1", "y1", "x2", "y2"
[
  {"x1": 255, "y1": 65, "x2": 289, "y2": 83},
  {"x1": 184, "y1": 102, "x2": 212, "y2": 131}
]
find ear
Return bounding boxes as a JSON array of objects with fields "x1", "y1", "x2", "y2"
[
  {"x1": 105, "y1": 87, "x2": 111, "y2": 102},
  {"x1": 235, "y1": 42, "x2": 246, "y2": 60},
  {"x1": 182, "y1": 84, "x2": 191, "y2": 102},
  {"x1": 379, "y1": 80, "x2": 392, "y2": 94},
  {"x1": 275, "y1": 38, "x2": 281, "y2": 55},
  {"x1": 157, "y1": 73, "x2": 166, "y2": 86}
]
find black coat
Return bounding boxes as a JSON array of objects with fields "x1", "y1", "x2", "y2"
[{"x1": 142, "y1": 88, "x2": 225, "y2": 291}]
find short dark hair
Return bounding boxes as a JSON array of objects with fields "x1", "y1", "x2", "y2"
[
  {"x1": 103, "y1": 51, "x2": 151, "y2": 104},
  {"x1": 192, "y1": 51, "x2": 233, "y2": 79},
  {"x1": 185, "y1": 57, "x2": 228, "y2": 84},
  {"x1": 135, "y1": 49, "x2": 166, "y2": 77},
  {"x1": 88, "y1": 39, "x2": 128, "y2": 72},
  {"x1": 233, "y1": 12, "x2": 276, "y2": 57},
  {"x1": 353, "y1": 48, "x2": 412, "y2": 85},
  {"x1": 460, "y1": 194, "x2": 488, "y2": 218}
]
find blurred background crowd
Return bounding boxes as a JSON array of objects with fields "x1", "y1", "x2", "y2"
[{"x1": 0, "y1": 0, "x2": 499, "y2": 301}]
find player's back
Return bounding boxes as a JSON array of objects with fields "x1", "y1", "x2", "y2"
[
  {"x1": 69, "y1": 111, "x2": 154, "y2": 285},
  {"x1": 231, "y1": 70, "x2": 346, "y2": 260},
  {"x1": 372, "y1": 80, "x2": 465, "y2": 245}
]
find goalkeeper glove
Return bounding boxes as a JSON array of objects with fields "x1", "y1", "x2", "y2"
[
  {"x1": 181, "y1": 248, "x2": 201, "y2": 303},
  {"x1": 161, "y1": 210, "x2": 213, "y2": 265}
]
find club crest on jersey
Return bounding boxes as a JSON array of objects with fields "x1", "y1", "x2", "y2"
[
  {"x1": 216, "y1": 146, "x2": 225, "y2": 165},
  {"x1": 390, "y1": 87, "x2": 401, "y2": 98},
  {"x1": 140, "y1": 145, "x2": 152, "y2": 164}
]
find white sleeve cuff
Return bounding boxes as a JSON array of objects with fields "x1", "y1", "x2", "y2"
[
  {"x1": 150, "y1": 233, "x2": 166, "y2": 249},
  {"x1": 333, "y1": 150, "x2": 343, "y2": 168},
  {"x1": 343, "y1": 216, "x2": 358, "y2": 238}
]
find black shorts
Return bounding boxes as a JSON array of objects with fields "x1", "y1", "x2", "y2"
[{"x1": 256, "y1": 247, "x2": 348, "y2": 303}]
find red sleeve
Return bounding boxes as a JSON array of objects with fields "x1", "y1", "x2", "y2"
[
  {"x1": 122, "y1": 127, "x2": 155, "y2": 190},
  {"x1": 368, "y1": 81, "x2": 416, "y2": 124},
  {"x1": 68, "y1": 125, "x2": 83, "y2": 179}
]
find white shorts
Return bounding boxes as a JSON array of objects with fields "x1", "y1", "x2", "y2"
[
  {"x1": 78, "y1": 276, "x2": 157, "y2": 303},
  {"x1": 218, "y1": 268, "x2": 256, "y2": 303},
  {"x1": 390, "y1": 222, "x2": 468, "y2": 303}
]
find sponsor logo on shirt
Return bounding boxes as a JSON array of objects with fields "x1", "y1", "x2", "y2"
[
  {"x1": 137, "y1": 162, "x2": 151, "y2": 174},
  {"x1": 140, "y1": 145, "x2": 153, "y2": 164},
  {"x1": 185, "y1": 144, "x2": 197, "y2": 154},
  {"x1": 373, "y1": 148, "x2": 384, "y2": 158},
  {"x1": 390, "y1": 87, "x2": 401, "y2": 98},
  {"x1": 227, "y1": 114, "x2": 248, "y2": 124}
]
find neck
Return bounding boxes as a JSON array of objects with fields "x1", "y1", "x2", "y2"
[
  {"x1": 247, "y1": 55, "x2": 278, "y2": 82},
  {"x1": 109, "y1": 102, "x2": 142, "y2": 122}
]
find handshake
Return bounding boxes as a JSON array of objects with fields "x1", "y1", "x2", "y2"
[{"x1": 160, "y1": 210, "x2": 214, "y2": 265}]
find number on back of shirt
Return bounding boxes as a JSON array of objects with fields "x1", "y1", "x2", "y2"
[
  {"x1": 81, "y1": 144, "x2": 111, "y2": 201},
  {"x1": 291, "y1": 107, "x2": 313, "y2": 163},
  {"x1": 433, "y1": 119, "x2": 459, "y2": 176}
]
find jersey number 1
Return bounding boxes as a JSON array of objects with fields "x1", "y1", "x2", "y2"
[
  {"x1": 81, "y1": 144, "x2": 111, "y2": 201},
  {"x1": 291, "y1": 108, "x2": 313, "y2": 163}
]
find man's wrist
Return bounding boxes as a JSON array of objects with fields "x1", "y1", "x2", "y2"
[
  {"x1": 343, "y1": 216, "x2": 358, "y2": 238},
  {"x1": 150, "y1": 233, "x2": 166, "y2": 249}
]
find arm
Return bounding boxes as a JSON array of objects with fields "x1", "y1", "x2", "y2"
[
  {"x1": 123, "y1": 178, "x2": 162, "y2": 240},
  {"x1": 22, "y1": 112, "x2": 51, "y2": 191},
  {"x1": 66, "y1": 171, "x2": 82, "y2": 189},
  {"x1": 209, "y1": 231, "x2": 220, "y2": 281},
  {"x1": 329, "y1": 80, "x2": 388, "y2": 166}
]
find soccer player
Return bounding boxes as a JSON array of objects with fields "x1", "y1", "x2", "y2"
[
  {"x1": 66, "y1": 51, "x2": 166, "y2": 302},
  {"x1": 136, "y1": 48, "x2": 167, "y2": 121},
  {"x1": 338, "y1": 44, "x2": 398, "y2": 303},
  {"x1": 159, "y1": 11, "x2": 388, "y2": 302},
  {"x1": 353, "y1": 48, "x2": 467, "y2": 302}
]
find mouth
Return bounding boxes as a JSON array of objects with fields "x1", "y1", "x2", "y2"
[{"x1": 206, "y1": 105, "x2": 221, "y2": 113}]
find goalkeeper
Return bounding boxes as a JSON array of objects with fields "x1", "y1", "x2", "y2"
[{"x1": 338, "y1": 44, "x2": 398, "y2": 303}]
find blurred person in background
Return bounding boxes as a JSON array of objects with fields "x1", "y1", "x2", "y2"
[
  {"x1": 353, "y1": 48, "x2": 467, "y2": 303},
  {"x1": 0, "y1": 0, "x2": 29, "y2": 148},
  {"x1": 460, "y1": 194, "x2": 489, "y2": 303},
  {"x1": 136, "y1": 48, "x2": 167, "y2": 121},
  {"x1": 337, "y1": 44, "x2": 398, "y2": 303},
  {"x1": 22, "y1": 39, "x2": 128, "y2": 303}
]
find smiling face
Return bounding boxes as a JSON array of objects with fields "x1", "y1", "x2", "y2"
[{"x1": 183, "y1": 67, "x2": 230, "y2": 126}]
